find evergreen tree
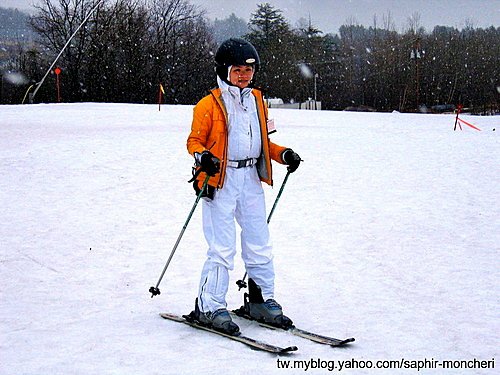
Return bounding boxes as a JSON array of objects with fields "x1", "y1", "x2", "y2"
[{"x1": 246, "y1": 3, "x2": 295, "y2": 100}]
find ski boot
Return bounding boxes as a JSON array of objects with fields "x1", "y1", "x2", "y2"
[
  {"x1": 235, "y1": 278, "x2": 293, "y2": 329},
  {"x1": 186, "y1": 298, "x2": 240, "y2": 336}
]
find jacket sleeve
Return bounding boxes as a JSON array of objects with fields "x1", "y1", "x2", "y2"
[
  {"x1": 262, "y1": 98, "x2": 288, "y2": 164},
  {"x1": 269, "y1": 141, "x2": 288, "y2": 164},
  {"x1": 187, "y1": 96, "x2": 212, "y2": 156}
]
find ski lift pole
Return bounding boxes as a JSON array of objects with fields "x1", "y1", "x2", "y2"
[
  {"x1": 236, "y1": 170, "x2": 292, "y2": 290},
  {"x1": 149, "y1": 174, "x2": 210, "y2": 298},
  {"x1": 30, "y1": 0, "x2": 105, "y2": 102}
]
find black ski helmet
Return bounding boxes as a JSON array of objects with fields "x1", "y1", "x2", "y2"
[{"x1": 215, "y1": 38, "x2": 260, "y2": 84}]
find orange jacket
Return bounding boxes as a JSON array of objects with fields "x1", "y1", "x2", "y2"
[{"x1": 187, "y1": 87, "x2": 288, "y2": 189}]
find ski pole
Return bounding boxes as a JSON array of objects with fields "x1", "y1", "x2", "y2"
[
  {"x1": 267, "y1": 170, "x2": 291, "y2": 224},
  {"x1": 236, "y1": 170, "x2": 292, "y2": 290},
  {"x1": 149, "y1": 174, "x2": 210, "y2": 298}
]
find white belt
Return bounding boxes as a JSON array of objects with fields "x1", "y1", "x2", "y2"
[{"x1": 227, "y1": 158, "x2": 258, "y2": 168}]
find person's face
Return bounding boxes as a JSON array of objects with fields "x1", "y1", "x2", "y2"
[{"x1": 229, "y1": 65, "x2": 254, "y2": 89}]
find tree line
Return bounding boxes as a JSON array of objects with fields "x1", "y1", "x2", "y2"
[{"x1": 1, "y1": 0, "x2": 498, "y2": 113}]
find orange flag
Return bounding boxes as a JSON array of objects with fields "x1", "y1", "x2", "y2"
[{"x1": 158, "y1": 83, "x2": 165, "y2": 111}]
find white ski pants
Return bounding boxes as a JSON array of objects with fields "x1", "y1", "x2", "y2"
[{"x1": 197, "y1": 165, "x2": 275, "y2": 313}]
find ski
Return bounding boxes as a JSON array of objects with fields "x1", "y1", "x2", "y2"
[
  {"x1": 232, "y1": 309, "x2": 355, "y2": 347},
  {"x1": 159, "y1": 313, "x2": 298, "y2": 354}
]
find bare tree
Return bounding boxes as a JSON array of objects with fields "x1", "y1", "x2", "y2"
[
  {"x1": 148, "y1": 0, "x2": 214, "y2": 103},
  {"x1": 84, "y1": 0, "x2": 150, "y2": 102},
  {"x1": 407, "y1": 12, "x2": 424, "y2": 35},
  {"x1": 30, "y1": 0, "x2": 102, "y2": 101}
]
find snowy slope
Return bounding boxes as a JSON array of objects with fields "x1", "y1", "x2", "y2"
[{"x1": 1, "y1": 103, "x2": 498, "y2": 374}]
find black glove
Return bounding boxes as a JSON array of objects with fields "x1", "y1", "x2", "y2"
[
  {"x1": 199, "y1": 151, "x2": 220, "y2": 176},
  {"x1": 283, "y1": 149, "x2": 301, "y2": 173},
  {"x1": 193, "y1": 179, "x2": 215, "y2": 200}
]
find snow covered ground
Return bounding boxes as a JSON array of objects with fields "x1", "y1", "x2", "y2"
[{"x1": 1, "y1": 103, "x2": 498, "y2": 374}]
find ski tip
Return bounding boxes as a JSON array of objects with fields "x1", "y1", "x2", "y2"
[
  {"x1": 282, "y1": 345, "x2": 299, "y2": 353},
  {"x1": 159, "y1": 312, "x2": 185, "y2": 322},
  {"x1": 331, "y1": 337, "x2": 355, "y2": 347}
]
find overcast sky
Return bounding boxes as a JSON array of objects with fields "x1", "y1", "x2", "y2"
[{"x1": 2, "y1": 0, "x2": 499, "y2": 33}]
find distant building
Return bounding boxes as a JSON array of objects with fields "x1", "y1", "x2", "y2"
[{"x1": 266, "y1": 97, "x2": 321, "y2": 110}]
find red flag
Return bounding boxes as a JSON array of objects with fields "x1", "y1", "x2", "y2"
[{"x1": 457, "y1": 117, "x2": 481, "y2": 131}]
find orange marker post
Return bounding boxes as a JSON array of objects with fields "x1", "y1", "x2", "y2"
[
  {"x1": 54, "y1": 67, "x2": 62, "y2": 103},
  {"x1": 159, "y1": 83, "x2": 165, "y2": 111}
]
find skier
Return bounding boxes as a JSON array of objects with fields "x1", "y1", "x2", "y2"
[{"x1": 186, "y1": 38, "x2": 301, "y2": 335}]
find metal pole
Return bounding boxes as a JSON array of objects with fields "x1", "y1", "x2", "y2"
[
  {"x1": 266, "y1": 170, "x2": 291, "y2": 224},
  {"x1": 149, "y1": 174, "x2": 210, "y2": 297},
  {"x1": 314, "y1": 73, "x2": 318, "y2": 110},
  {"x1": 31, "y1": 0, "x2": 106, "y2": 102}
]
